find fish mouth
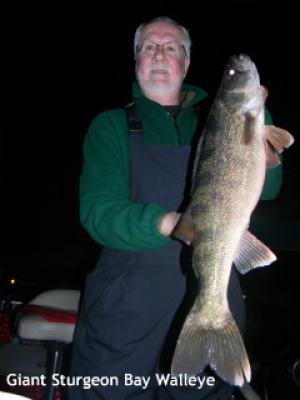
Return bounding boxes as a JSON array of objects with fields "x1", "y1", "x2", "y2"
[
  {"x1": 230, "y1": 54, "x2": 253, "y2": 71},
  {"x1": 229, "y1": 54, "x2": 260, "y2": 86}
]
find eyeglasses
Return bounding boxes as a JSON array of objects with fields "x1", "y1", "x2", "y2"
[{"x1": 137, "y1": 40, "x2": 186, "y2": 57}]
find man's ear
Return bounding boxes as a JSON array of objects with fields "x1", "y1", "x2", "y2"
[{"x1": 184, "y1": 58, "x2": 190, "y2": 77}]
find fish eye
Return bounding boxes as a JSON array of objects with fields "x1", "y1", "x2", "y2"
[{"x1": 229, "y1": 69, "x2": 236, "y2": 76}]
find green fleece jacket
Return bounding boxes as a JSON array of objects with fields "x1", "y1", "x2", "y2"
[{"x1": 79, "y1": 82, "x2": 282, "y2": 251}]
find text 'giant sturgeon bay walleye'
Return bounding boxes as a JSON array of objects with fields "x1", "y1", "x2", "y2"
[{"x1": 171, "y1": 54, "x2": 294, "y2": 386}]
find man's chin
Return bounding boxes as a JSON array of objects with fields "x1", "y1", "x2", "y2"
[{"x1": 144, "y1": 81, "x2": 173, "y2": 94}]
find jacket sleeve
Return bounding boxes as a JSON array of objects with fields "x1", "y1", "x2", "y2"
[
  {"x1": 260, "y1": 107, "x2": 283, "y2": 200},
  {"x1": 79, "y1": 110, "x2": 170, "y2": 251}
]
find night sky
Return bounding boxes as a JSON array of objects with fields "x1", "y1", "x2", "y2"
[{"x1": 0, "y1": 3, "x2": 299, "y2": 290}]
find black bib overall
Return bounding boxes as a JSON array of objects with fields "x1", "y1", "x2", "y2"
[{"x1": 69, "y1": 112, "x2": 245, "y2": 399}]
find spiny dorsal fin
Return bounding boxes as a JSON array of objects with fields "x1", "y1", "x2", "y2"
[{"x1": 172, "y1": 209, "x2": 195, "y2": 243}]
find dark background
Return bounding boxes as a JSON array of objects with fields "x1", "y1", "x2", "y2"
[
  {"x1": 0, "y1": 2, "x2": 299, "y2": 398},
  {"x1": 0, "y1": 2, "x2": 299, "y2": 285}
]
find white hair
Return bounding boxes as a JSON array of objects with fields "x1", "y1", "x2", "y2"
[{"x1": 133, "y1": 16, "x2": 191, "y2": 59}]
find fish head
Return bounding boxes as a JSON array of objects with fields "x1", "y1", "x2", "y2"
[{"x1": 218, "y1": 54, "x2": 262, "y2": 115}]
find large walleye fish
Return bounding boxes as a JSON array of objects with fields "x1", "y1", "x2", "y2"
[{"x1": 171, "y1": 54, "x2": 294, "y2": 386}]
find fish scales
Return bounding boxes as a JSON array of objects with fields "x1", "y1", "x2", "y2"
[
  {"x1": 171, "y1": 54, "x2": 294, "y2": 387},
  {"x1": 193, "y1": 124, "x2": 260, "y2": 284}
]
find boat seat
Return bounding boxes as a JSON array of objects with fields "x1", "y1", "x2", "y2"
[{"x1": 16, "y1": 289, "x2": 80, "y2": 343}]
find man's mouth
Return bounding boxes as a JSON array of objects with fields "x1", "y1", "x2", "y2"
[{"x1": 150, "y1": 69, "x2": 169, "y2": 75}]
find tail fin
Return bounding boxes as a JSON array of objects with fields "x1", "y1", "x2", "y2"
[{"x1": 171, "y1": 310, "x2": 251, "y2": 387}]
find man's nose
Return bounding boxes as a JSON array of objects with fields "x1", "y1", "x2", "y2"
[{"x1": 153, "y1": 46, "x2": 165, "y2": 61}]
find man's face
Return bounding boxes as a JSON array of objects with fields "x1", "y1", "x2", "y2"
[{"x1": 135, "y1": 22, "x2": 190, "y2": 100}]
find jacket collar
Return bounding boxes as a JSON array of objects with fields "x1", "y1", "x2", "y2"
[{"x1": 132, "y1": 81, "x2": 207, "y2": 109}]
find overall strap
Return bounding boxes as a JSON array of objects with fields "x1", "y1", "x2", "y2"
[
  {"x1": 124, "y1": 96, "x2": 212, "y2": 136},
  {"x1": 124, "y1": 102, "x2": 143, "y2": 134}
]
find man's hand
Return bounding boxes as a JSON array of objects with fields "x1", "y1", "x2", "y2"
[
  {"x1": 157, "y1": 212, "x2": 181, "y2": 237},
  {"x1": 157, "y1": 212, "x2": 192, "y2": 245}
]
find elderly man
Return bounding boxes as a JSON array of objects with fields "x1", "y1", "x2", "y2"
[{"x1": 68, "y1": 16, "x2": 281, "y2": 399}]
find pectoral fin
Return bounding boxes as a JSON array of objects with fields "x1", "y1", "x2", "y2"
[
  {"x1": 264, "y1": 125, "x2": 294, "y2": 168},
  {"x1": 234, "y1": 230, "x2": 277, "y2": 274},
  {"x1": 172, "y1": 208, "x2": 195, "y2": 243},
  {"x1": 243, "y1": 112, "x2": 256, "y2": 145}
]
